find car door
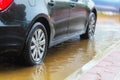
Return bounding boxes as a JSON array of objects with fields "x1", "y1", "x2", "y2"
[
  {"x1": 48, "y1": 0, "x2": 70, "y2": 40},
  {"x1": 69, "y1": 0, "x2": 90, "y2": 34}
]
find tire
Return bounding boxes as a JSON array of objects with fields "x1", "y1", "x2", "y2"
[
  {"x1": 80, "y1": 12, "x2": 96, "y2": 39},
  {"x1": 22, "y1": 22, "x2": 48, "y2": 66}
]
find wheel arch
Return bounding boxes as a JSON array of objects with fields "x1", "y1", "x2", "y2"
[{"x1": 27, "y1": 14, "x2": 52, "y2": 47}]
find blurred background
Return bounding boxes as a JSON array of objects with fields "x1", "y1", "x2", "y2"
[{"x1": 93, "y1": 0, "x2": 120, "y2": 15}]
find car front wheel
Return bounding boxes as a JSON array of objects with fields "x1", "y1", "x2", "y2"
[{"x1": 80, "y1": 12, "x2": 96, "y2": 39}]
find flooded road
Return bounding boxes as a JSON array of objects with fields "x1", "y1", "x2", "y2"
[{"x1": 0, "y1": 14, "x2": 120, "y2": 80}]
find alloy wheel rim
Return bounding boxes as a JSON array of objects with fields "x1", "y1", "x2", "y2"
[
  {"x1": 30, "y1": 29, "x2": 46, "y2": 62},
  {"x1": 88, "y1": 15, "x2": 96, "y2": 39}
]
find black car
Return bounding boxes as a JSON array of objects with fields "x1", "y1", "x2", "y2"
[{"x1": 0, "y1": 0, "x2": 97, "y2": 65}]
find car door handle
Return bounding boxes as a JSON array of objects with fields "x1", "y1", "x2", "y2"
[
  {"x1": 70, "y1": 3, "x2": 76, "y2": 7},
  {"x1": 48, "y1": 1, "x2": 55, "y2": 6}
]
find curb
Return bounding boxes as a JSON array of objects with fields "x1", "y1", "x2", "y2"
[{"x1": 65, "y1": 40, "x2": 120, "y2": 80}]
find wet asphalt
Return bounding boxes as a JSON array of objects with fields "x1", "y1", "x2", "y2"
[{"x1": 0, "y1": 13, "x2": 120, "y2": 80}]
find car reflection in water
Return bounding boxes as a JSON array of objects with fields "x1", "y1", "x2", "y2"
[{"x1": 0, "y1": 63, "x2": 47, "y2": 80}]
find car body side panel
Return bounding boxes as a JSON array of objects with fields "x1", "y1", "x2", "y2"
[
  {"x1": 49, "y1": 0, "x2": 93, "y2": 46},
  {"x1": 47, "y1": 0, "x2": 70, "y2": 41},
  {"x1": 69, "y1": 0, "x2": 90, "y2": 35}
]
